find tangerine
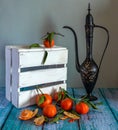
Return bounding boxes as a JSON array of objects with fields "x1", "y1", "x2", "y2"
[
  {"x1": 75, "y1": 102, "x2": 89, "y2": 114},
  {"x1": 43, "y1": 104, "x2": 57, "y2": 118},
  {"x1": 53, "y1": 91, "x2": 64, "y2": 101},
  {"x1": 36, "y1": 94, "x2": 52, "y2": 108},
  {"x1": 60, "y1": 98, "x2": 73, "y2": 111},
  {"x1": 43, "y1": 39, "x2": 54, "y2": 48}
]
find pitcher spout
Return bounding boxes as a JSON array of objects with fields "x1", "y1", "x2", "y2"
[{"x1": 63, "y1": 26, "x2": 80, "y2": 72}]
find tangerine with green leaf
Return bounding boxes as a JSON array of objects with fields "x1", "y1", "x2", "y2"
[
  {"x1": 42, "y1": 32, "x2": 64, "y2": 48},
  {"x1": 53, "y1": 91, "x2": 65, "y2": 102},
  {"x1": 36, "y1": 94, "x2": 52, "y2": 108}
]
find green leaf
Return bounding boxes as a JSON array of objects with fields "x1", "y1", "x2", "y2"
[
  {"x1": 86, "y1": 101, "x2": 98, "y2": 109},
  {"x1": 71, "y1": 110, "x2": 81, "y2": 117},
  {"x1": 41, "y1": 51, "x2": 48, "y2": 64},
  {"x1": 29, "y1": 43, "x2": 40, "y2": 48},
  {"x1": 58, "y1": 109, "x2": 64, "y2": 114},
  {"x1": 44, "y1": 116, "x2": 49, "y2": 123},
  {"x1": 57, "y1": 92, "x2": 62, "y2": 102},
  {"x1": 54, "y1": 32, "x2": 64, "y2": 37},
  {"x1": 95, "y1": 102, "x2": 103, "y2": 106},
  {"x1": 49, "y1": 114, "x2": 63, "y2": 123},
  {"x1": 60, "y1": 88, "x2": 79, "y2": 101},
  {"x1": 38, "y1": 95, "x2": 45, "y2": 105},
  {"x1": 48, "y1": 32, "x2": 54, "y2": 45}
]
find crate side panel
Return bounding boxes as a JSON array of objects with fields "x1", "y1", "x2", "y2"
[
  {"x1": 11, "y1": 48, "x2": 19, "y2": 107},
  {"x1": 19, "y1": 49, "x2": 68, "y2": 68},
  {"x1": 19, "y1": 67, "x2": 67, "y2": 87},
  {"x1": 5, "y1": 46, "x2": 12, "y2": 101},
  {"x1": 18, "y1": 83, "x2": 67, "y2": 108}
]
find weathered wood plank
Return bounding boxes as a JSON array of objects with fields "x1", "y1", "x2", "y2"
[
  {"x1": 6, "y1": 45, "x2": 68, "y2": 68},
  {"x1": 42, "y1": 119, "x2": 79, "y2": 130},
  {"x1": 19, "y1": 67, "x2": 67, "y2": 87},
  {"x1": 100, "y1": 88, "x2": 118, "y2": 121},
  {"x1": 19, "y1": 48, "x2": 68, "y2": 68},
  {"x1": 0, "y1": 87, "x2": 13, "y2": 129},
  {"x1": 5, "y1": 47, "x2": 12, "y2": 101},
  {"x1": 2, "y1": 106, "x2": 43, "y2": 130},
  {"x1": 73, "y1": 88, "x2": 118, "y2": 130}
]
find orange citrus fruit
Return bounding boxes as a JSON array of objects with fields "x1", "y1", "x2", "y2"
[
  {"x1": 43, "y1": 104, "x2": 57, "y2": 118},
  {"x1": 36, "y1": 94, "x2": 52, "y2": 108},
  {"x1": 75, "y1": 102, "x2": 89, "y2": 114},
  {"x1": 53, "y1": 91, "x2": 64, "y2": 101},
  {"x1": 43, "y1": 39, "x2": 54, "y2": 48},
  {"x1": 60, "y1": 98, "x2": 73, "y2": 111}
]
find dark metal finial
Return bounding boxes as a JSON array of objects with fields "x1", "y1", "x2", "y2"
[{"x1": 88, "y1": 3, "x2": 91, "y2": 13}]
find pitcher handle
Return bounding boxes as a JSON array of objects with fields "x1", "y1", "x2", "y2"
[{"x1": 94, "y1": 25, "x2": 110, "y2": 70}]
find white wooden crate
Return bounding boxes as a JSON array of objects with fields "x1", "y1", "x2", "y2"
[{"x1": 5, "y1": 45, "x2": 68, "y2": 108}]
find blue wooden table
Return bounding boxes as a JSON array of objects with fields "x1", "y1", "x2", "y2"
[{"x1": 0, "y1": 87, "x2": 118, "y2": 130}]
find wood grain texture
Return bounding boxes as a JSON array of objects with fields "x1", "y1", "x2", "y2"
[
  {"x1": 5, "y1": 47, "x2": 12, "y2": 101},
  {"x1": 19, "y1": 49, "x2": 68, "y2": 68},
  {"x1": 2, "y1": 106, "x2": 43, "y2": 130},
  {"x1": 0, "y1": 87, "x2": 12, "y2": 130},
  {"x1": 19, "y1": 67, "x2": 67, "y2": 87},
  {"x1": 100, "y1": 88, "x2": 118, "y2": 121}
]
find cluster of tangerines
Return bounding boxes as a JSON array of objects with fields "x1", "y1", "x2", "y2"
[
  {"x1": 19, "y1": 88, "x2": 98, "y2": 125},
  {"x1": 35, "y1": 90, "x2": 89, "y2": 118}
]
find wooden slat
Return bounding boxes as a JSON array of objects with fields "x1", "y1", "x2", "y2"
[
  {"x1": 12, "y1": 48, "x2": 19, "y2": 108},
  {"x1": 0, "y1": 87, "x2": 13, "y2": 129},
  {"x1": 19, "y1": 67, "x2": 67, "y2": 87},
  {"x1": 5, "y1": 46, "x2": 12, "y2": 101},
  {"x1": 42, "y1": 119, "x2": 79, "y2": 130},
  {"x1": 19, "y1": 49, "x2": 68, "y2": 68},
  {"x1": 100, "y1": 88, "x2": 118, "y2": 121},
  {"x1": 73, "y1": 88, "x2": 118, "y2": 130}
]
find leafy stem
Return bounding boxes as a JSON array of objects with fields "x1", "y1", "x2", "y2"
[
  {"x1": 36, "y1": 86, "x2": 46, "y2": 106},
  {"x1": 59, "y1": 88, "x2": 102, "y2": 110},
  {"x1": 29, "y1": 43, "x2": 48, "y2": 65}
]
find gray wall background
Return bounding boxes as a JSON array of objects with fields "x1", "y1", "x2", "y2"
[{"x1": 0, "y1": 0, "x2": 118, "y2": 88}]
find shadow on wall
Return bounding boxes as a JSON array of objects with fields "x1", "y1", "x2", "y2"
[
  {"x1": 41, "y1": 16, "x2": 57, "y2": 37},
  {"x1": 93, "y1": 1, "x2": 118, "y2": 87}
]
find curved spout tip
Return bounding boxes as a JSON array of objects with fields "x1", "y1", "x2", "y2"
[{"x1": 63, "y1": 26, "x2": 70, "y2": 29}]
